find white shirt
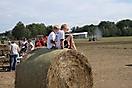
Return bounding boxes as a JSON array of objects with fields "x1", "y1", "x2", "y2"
[
  {"x1": 22, "y1": 40, "x2": 27, "y2": 48},
  {"x1": 47, "y1": 32, "x2": 56, "y2": 49},
  {"x1": 27, "y1": 42, "x2": 34, "y2": 52},
  {"x1": 22, "y1": 40, "x2": 27, "y2": 45},
  {"x1": 10, "y1": 43, "x2": 19, "y2": 55},
  {"x1": 56, "y1": 30, "x2": 65, "y2": 49}
]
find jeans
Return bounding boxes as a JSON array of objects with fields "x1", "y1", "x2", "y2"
[{"x1": 9, "y1": 54, "x2": 18, "y2": 71}]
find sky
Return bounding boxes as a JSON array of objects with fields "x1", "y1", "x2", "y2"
[{"x1": 0, "y1": 0, "x2": 132, "y2": 33}]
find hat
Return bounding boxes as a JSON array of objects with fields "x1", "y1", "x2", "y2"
[
  {"x1": 61, "y1": 24, "x2": 69, "y2": 30},
  {"x1": 53, "y1": 25, "x2": 60, "y2": 29}
]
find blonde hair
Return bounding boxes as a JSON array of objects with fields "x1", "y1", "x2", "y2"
[
  {"x1": 53, "y1": 25, "x2": 60, "y2": 29},
  {"x1": 61, "y1": 24, "x2": 69, "y2": 30}
]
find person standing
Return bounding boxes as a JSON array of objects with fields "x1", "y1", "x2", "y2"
[
  {"x1": 9, "y1": 41, "x2": 20, "y2": 71},
  {"x1": 56, "y1": 24, "x2": 77, "y2": 51},
  {"x1": 47, "y1": 25, "x2": 60, "y2": 49}
]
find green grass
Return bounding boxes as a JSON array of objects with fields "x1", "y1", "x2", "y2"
[
  {"x1": 74, "y1": 38, "x2": 88, "y2": 43},
  {"x1": 97, "y1": 44, "x2": 132, "y2": 49},
  {"x1": 101, "y1": 36, "x2": 132, "y2": 42},
  {"x1": 74, "y1": 36, "x2": 132, "y2": 43}
]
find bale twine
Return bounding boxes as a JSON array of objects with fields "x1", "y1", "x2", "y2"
[{"x1": 15, "y1": 48, "x2": 93, "y2": 88}]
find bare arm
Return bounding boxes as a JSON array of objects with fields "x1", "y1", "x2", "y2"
[
  {"x1": 50, "y1": 40, "x2": 58, "y2": 48},
  {"x1": 9, "y1": 47, "x2": 11, "y2": 51},
  {"x1": 17, "y1": 46, "x2": 20, "y2": 53},
  {"x1": 50, "y1": 40, "x2": 55, "y2": 44},
  {"x1": 17, "y1": 48, "x2": 20, "y2": 53}
]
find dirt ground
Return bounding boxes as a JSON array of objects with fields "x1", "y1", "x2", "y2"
[
  {"x1": 0, "y1": 41, "x2": 132, "y2": 88},
  {"x1": 77, "y1": 43, "x2": 132, "y2": 88}
]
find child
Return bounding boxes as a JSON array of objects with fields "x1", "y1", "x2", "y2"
[
  {"x1": 56, "y1": 24, "x2": 77, "y2": 51},
  {"x1": 47, "y1": 25, "x2": 60, "y2": 49}
]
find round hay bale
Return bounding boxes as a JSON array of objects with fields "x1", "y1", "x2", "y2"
[{"x1": 15, "y1": 48, "x2": 93, "y2": 88}]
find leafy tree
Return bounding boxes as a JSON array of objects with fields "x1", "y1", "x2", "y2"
[
  {"x1": 75, "y1": 26, "x2": 80, "y2": 33},
  {"x1": 38, "y1": 23, "x2": 46, "y2": 35},
  {"x1": 82, "y1": 25, "x2": 89, "y2": 32},
  {"x1": 2, "y1": 19, "x2": 132, "y2": 39},
  {"x1": 101, "y1": 27, "x2": 110, "y2": 37},
  {"x1": 98, "y1": 21, "x2": 119, "y2": 37},
  {"x1": 46, "y1": 25, "x2": 52, "y2": 36},
  {"x1": 12, "y1": 21, "x2": 26, "y2": 39},
  {"x1": 116, "y1": 19, "x2": 132, "y2": 36},
  {"x1": 88, "y1": 24, "x2": 98, "y2": 36},
  {"x1": 26, "y1": 23, "x2": 47, "y2": 38},
  {"x1": 26, "y1": 23, "x2": 38, "y2": 38},
  {"x1": 5, "y1": 30, "x2": 12, "y2": 39},
  {"x1": 71, "y1": 27, "x2": 76, "y2": 33},
  {"x1": 24, "y1": 28, "x2": 31, "y2": 39},
  {"x1": 127, "y1": 28, "x2": 132, "y2": 36}
]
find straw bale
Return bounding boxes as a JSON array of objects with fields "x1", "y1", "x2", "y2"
[
  {"x1": 15, "y1": 48, "x2": 93, "y2": 88},
  {"x1": 0, "y1": 44, "x2": 9, "y2": 55}
]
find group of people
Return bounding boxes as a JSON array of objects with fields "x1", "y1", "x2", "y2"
[
  {"x1": 8, "y1": 38, "x2": 35, "y2": 71},
  {"x1": 35, "y1": 36, "x2": 47, "y2": 47},
  {"x1": 8, "y1": 23, "x2": 77, "y2": 71},
  {"x1": 47, "y1": 24, "x2": 77, "y2": 51},
  {"x1": 18, "y1": 38, "x2": 35, "y2": 55}
]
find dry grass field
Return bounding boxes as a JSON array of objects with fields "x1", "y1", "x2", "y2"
[
  {"x1": 0, "y1": 37, "x2": 132, "y2": 88},
  {"x1": 76, "y1": 43, "x2": 132, "y2": 88}
]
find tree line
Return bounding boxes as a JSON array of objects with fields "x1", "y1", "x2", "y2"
[
  {"x1": 71, "y1": 19, "x2": 132, "y2": 37},
  {"x1": 0, "y1": 19, "x2": 132, "y2": 40},
  {"x1": 0, "y1": 22, "x2": 53, "y2": 40}
]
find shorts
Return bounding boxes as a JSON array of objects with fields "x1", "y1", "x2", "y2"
[{"x1": 64, "y1": 40, "x2": 69, "y2": 48}]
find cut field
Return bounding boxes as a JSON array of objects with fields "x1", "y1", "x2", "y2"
[
  {"x1": 77, "y1": 44, "x2": 132, "y2": 88},
  {"x1": 0, "y1": 37, "x2": 132, "y2": 88},
  {"x1": 76, "y1": 37, "x2": 132, "y2": 88}
]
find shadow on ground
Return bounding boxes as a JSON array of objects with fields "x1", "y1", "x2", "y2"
[{"x1": 125, "y1": 64, "x2": 132, "y2": 67}]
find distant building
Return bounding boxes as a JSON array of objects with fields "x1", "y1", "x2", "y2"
[{"x1": 66, "y1": 32, "x2": 88, "y2": 38}]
